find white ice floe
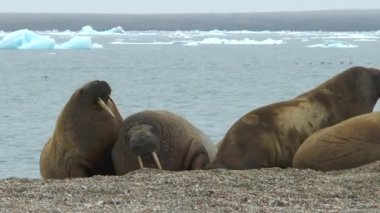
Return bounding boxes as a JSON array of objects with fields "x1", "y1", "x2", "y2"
[
  {"x1": 110, "y1": 37, "x2": 284, "y2": 46},
  {"x1": 353, "y1": 38, "x2": 377, "y2": 42},
  {"x1": 78, "y1": 25, "x2": 127, "y2": 35},
  {"x1": 197, "y1": 37, "x2": 284, "y2": 45},
  {"x1": 55, "y1": 36, "x2": 103, "y2": 49},
  {"x1": 321, "y1": 32, "x2": 378, "y2": 40},
  {"x1": 110, "y1": 41, "x2": 173, "y2": 45},
  {"x1": 307, "y1": 40, "x2": 358, "y2": 48}
]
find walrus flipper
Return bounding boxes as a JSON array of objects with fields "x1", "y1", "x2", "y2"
[
  {"x1": 183, "y1": 139, "x2": 210, "y2": 170},
  {"x1": 68, "y1": 164, "x2": 89, "y2": 178}
]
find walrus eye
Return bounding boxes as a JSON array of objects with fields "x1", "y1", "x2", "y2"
[{"x1": 97, "y1": 97, "x2": 115, "y2": 117}]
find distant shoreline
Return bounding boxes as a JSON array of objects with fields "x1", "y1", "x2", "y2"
[{"x1": 1, "y1": 9, "x2": 380, "y2": 31}]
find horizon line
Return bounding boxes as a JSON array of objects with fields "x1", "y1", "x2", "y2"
[{"x1": 1, "y1": 8, "x2": 380, "y2": 15}]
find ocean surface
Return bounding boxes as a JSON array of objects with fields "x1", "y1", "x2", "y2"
[{"x1": 1, "y1": 28, "x2": 380, "y2": 178}]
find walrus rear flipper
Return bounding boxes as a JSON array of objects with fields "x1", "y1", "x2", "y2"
[{"x1": 183, "y1": 140, "x2": 210, "y2": 170}]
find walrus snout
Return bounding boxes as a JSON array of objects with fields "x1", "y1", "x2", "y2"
[
  {"x1": 78, "y1": 80, "x2": 115, "y2": 118},
  {"x1": 130, "y1": 138, "x2": 158, "y2": 154},
  {"x1": 97, "y1": 98, "x2": 115, "y2": 117},
  {"x1": 136, "y1": 152, "x2": 162, "y2": 170},
  {"x1": 128, "y1": 124, "x2": 159, "y2": 153},
  {"x1": 127, "y1": 124, "x2": 162, "y2": 170},
  {"x1": 130, "y1": 136, "x2": 162, "y2": 169}
]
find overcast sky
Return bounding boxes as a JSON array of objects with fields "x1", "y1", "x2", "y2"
[{"x1": 2, "y1": 0, "x2": 380, "y2": 13}]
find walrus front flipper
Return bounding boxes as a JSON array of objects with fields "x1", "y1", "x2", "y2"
[
  {"x1": 189, "y1": 152, "x2": 210, "y2": 170},
  {"x1": 68, "y1": 164, "x2": 89, "y2": 178},
  {"x1": 183, "y1": 140, "x2": 210, "y2": 170}
]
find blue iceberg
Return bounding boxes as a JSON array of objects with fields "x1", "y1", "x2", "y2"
[
  {"x1": 0, "y1": 29, "x2": 55, "y2": 49},
  {"x1": 0, "y1": 29, "x2": 102, "y2": 50}
]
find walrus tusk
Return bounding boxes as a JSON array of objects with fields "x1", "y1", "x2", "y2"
[
  {"x1": 97, "y1": 98, "x2": 115, "y2": 117},
  {"x1": 152, "y1": 152, "x2": 162, "y2": 170},
  {"x1": 137, "y1": 155, "x2": 144, "y2": 169}
]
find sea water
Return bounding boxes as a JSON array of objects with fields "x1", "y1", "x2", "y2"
[{"x1": 1, "y1": 29, "x2": 380, "y2": 178}]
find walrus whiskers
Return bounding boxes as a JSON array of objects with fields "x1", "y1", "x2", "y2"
[
  {"x1": 97, "y1": 98, "x2": 115, "y2": 117},
  {"x1": 137, "y1": 155, "x2": 144, "y2": 169},
  {"x1": 152, "y1": 152, "x2": 162, "y2": 169}
]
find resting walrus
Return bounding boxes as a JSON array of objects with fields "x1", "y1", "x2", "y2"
[
  {"x1": 112, "y1": 110, "x2": 217, "y2": 174},
  {"x1": 40, "y1": 80, "x2": 123, "y2": 179},
  {"x1": 293, "y1": 112, "x2": 380, "y2": 171},
  {"x1": 207, "y1": 66, "x2": 380, "y2": 170}
]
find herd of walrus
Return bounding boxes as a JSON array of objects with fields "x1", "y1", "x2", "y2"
[{"x1": 39, "y1": 66, "x2": 380, "y2": 179}]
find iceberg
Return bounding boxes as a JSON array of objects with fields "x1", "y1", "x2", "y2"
[
  {"x1": 0, "y1": 29, "x2": 102, "y2": 50},
  {"x1": 55, "y1": 36, "x2": 103, "y2": 49},
  {"x1": 78, "y1": 26, "x2": 99, "y2": 34},
  {"x1": 307, "y1": 40, "x2": 358, "y2": 48},
  {"x1": 78, "y1": 25, "x2": 126, "y2": 35},
  {"x1": 105, "y1": 26, "x2": 126, "y2": 34},
  {"x1": 0, "y1": 29, "x2": 55, "y2": 49}
]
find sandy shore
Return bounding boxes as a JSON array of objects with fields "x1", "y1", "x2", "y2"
[{"x1": 1, "y1": 161, "x2": 379, "y2": 212}]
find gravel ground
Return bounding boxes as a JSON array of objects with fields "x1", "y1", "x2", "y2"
[{"x1": 1, "y1": 161, "x2": 379, "y2": 212}]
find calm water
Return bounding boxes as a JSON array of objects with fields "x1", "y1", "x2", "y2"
[{"x1": 1, "y1": 30, "x2": 380, "y2": 178}]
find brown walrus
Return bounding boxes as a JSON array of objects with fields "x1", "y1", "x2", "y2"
[
  {"x1": 293, "y1": 111, "x2": 380, "y2": 171},
  {"x1": 40, "y1": 80, "x2": 123, "y2": 179},
  {"x1": 112, "y1": 110, "x2": 217, "y2": 174},
  {"x1": 206, "y1": 66, "x2": 380, "y2": 170}
]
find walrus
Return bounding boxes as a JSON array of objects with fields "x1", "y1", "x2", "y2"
[
  {"x1": 206, "y1": 66, "x2": 380, "y2": 170},
  {"x1": 40, "y1": 80, "x2": 123, "y2": 179},
  {"x1": 293, "y1": 111, "x2": 380, "y2": 171},
  {"x1": 111, "y1": 110, "x2": 217, "y2": 174}
]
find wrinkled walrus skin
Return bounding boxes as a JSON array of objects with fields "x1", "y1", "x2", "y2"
[
  {"x1": 207, "y1": 66, "x2": 380, "y2": 170},
  {"x1": 112, "y1": 110, "x2": 217, "y2": 174},
  {"x1": 293, "y1": 112, "x2": 380, "y2": 171},
  {"x1": 40, "y1": 80, "x2": 123, "y2": 179}
]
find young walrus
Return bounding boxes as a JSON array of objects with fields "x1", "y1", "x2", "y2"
[
  {"x1": 40, "y1": 80, "x2": 123, "y2": 179},
  {"x1": 112, "y1": 110, "x2": 217, "y2": 174}
]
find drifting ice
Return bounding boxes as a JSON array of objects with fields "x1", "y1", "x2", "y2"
[
  {"x1": 55, "y1": 36, "x2": 103, "y2": 49},
  {"x1": 307, "y1": 40, "x2": 358, "y2": 48},
  {"x1": 79, "y1": 25, "x2": 126, "y2": 35},
  {"x1": 0, "y1": 29, "x2": 102, "y2": 50}
]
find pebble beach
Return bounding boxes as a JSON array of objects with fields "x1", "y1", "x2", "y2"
[{"x1": 1, "y1": 161, "x2": 379, "y2": 212}]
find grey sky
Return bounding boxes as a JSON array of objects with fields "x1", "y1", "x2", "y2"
[{"x1": 2, "y1": 0, "x2": 380, "y2": 13}]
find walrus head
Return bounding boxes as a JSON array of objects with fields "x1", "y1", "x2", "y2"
[
  {"x1": 125, "y1": 124, "x2": 162, "y2": 170},
  {"x1": 76, "y1": 80, "x2": 115, "y2": 117}
]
